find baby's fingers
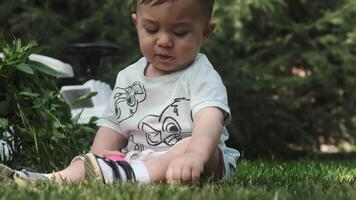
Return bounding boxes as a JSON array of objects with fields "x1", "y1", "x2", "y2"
[
  {"x1": 166, "y1": 164, "x2": 182, "y2": 185},
  {"x1": 181, "y1": 167, "x2": 192, "y2": 183},
  {"x1": 191, "y1": 168, "x2": 201, "y2": 183}
]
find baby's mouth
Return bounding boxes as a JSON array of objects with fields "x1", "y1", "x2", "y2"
[{"x1": 155, "y1": 54, "x2": 174, "y2": 62}]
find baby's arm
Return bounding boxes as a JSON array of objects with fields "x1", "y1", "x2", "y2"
[
  {"x1": 90, "y1": 127, "x2": 128, "y2": 157},
  {"x1": 166, "y1": 107, "x2": 224, "y2": 184}
]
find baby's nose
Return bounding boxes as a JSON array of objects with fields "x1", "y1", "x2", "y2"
[{"x1": 157, "y1": 33, "x2": 173, "y2": 48}]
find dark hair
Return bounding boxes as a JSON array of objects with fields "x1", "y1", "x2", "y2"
[{"x1": 136, "y1": 0, "x2": 215, "y2": 20}]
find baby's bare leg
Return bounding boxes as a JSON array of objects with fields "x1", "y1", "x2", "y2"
[
  {"x1": 53, "y1": 158, "x2": 85, "y2": 182},
  {"x1": 144, "y1": 137, "x2": 222, "y2": 183},
  {"x1": 54, "y1": 127, "x2": 127, "y2": 183}
]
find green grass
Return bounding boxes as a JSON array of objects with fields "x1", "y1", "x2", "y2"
[{"x1": 1, "y1": 159, "x2": 355, "y2": 200}]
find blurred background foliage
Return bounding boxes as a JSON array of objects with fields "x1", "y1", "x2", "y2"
[{"x1": 1, "y1": 0, "x2": 356, "y2": 159}]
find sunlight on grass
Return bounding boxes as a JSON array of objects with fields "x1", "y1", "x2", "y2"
[{"x1": 1, "y1": 159, "x2": 355, "y2": 200}]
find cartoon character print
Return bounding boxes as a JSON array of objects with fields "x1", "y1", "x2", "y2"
[
  {"x1": 138, "y1": 98, "x2": 192, "y2": 147},
  {"x1": 114, "y1": 81, "x2": 146, "y2": 123},
  {"x1": 128, "y1": 135, "x2": 145, "y2": 151}
]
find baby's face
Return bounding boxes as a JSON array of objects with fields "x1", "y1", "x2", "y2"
[{"x1": 133, "y1": 0, "x2": 213, "y2": 76}]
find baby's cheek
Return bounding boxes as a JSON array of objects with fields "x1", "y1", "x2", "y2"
[
  {"x1": 140, "y1": 41, "x2": 154, "y2": 59},
  {"x1": 177, "y1": 42, "x2": 198, "y2": 58},
  {"x1": 140, "y1": 37, "x2": 154, "y2": 54}
]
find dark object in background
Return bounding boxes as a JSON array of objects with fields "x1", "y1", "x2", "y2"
[{"x1": 68, "y1": 43, "x2": 119, "y2": 84}]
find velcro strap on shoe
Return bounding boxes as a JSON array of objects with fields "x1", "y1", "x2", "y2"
[
  {"x1": 115, "y1": 161, "x2": 136, "y2": 181},
  {"x1": 101, "y1": 158, "x2": 123, "y2": 182}
]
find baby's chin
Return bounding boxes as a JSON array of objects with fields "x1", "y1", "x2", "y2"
[{"x1": 147, "y1": 58, "x2": 194, "y2": 74}]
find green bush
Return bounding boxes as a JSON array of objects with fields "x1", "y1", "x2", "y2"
[
  {"x1": 0, "y1": 40, "x2": 96, "y2": 171},
  {"x1": 205, "y1": 0, "x2": 356, "y2": 157}
]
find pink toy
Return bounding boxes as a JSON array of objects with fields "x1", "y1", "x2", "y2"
[{"x1": 105, "y1": 155, "x2": 126, "y2": 162}]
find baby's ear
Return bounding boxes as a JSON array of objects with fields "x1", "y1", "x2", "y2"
[
  {"x1": 203, "y1": 20, "x2": 216, "y2": 43},
  {"x1": 131, "y1": 13, "x2": 138, "y2": 26}
]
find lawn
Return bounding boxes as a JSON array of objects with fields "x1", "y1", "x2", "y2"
[{"x1": 1, "y1": 159, "x2": 355, "y2": 200}]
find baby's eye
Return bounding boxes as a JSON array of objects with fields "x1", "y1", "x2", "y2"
[
  {"x1": 173, "y1": 31, "x2": 189, "y2": 37},
  {"x1": 145, "y1": 28, "x2": 158, "y2": 34}
]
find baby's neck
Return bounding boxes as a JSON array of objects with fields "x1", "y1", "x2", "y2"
[
  {"x1": 144, "y1": 60, "x2": 195, "y2": 77},
  {"x1": 144, "y1": 63, "x2": 184, "y2": 77},
  {"x1": 144, "y1": 63, "x2": 165, "y2": 77}
]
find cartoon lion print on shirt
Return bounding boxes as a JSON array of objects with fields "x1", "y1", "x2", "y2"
[
  {"x1": 114, "y1": 81, "x2": 146, "y2": 123},
  {"x1": 138, "y1": 98, "x2": 192, "y2": 147},
  {"x1": 128, "y1": 135, "x2": 145, "y2": 151}
]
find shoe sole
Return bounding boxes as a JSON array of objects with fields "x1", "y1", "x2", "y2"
[
  {"x1": 84, "y1": 153, "x2": 105, "y2": 183},
  {"x1": 0, "y1": 164, "x2": 14, "y2": 182}
]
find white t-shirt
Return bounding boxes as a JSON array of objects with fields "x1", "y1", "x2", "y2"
[{"x1": 97, "y1": 53, "x2": 240, "y2": 168}]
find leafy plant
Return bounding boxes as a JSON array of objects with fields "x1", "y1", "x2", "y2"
[{"x1": 0, "y1": 40, "x2": 96, "y2": 171}]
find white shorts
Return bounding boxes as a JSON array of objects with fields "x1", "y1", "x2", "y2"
[{"x1": 219, "y1": 148, "x2": 236, "y2": 182}]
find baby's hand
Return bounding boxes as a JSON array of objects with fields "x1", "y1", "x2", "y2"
[{"x1": 166, "y1": 153, "x2": 204, "y2": 184}]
